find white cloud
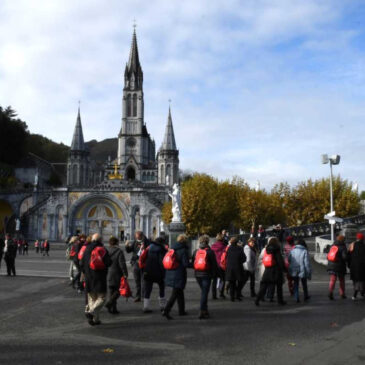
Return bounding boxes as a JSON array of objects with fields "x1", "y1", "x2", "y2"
[{"x1": 0, "y1": 0, "x2": 364, "y2": 190}]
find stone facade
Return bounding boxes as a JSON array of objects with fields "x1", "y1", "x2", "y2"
[{"x1": 0, "y1": 30, "x2": 179, "y2": 242}]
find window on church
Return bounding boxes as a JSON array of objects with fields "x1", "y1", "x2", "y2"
[
  {"x1": 133, "y1": 94, "x2": 137, "y2": 116},
  {"x1": 72, "y1": 164, "x2": 77, "y2": 185},
  {"x1": 127, "y1": 94, "x2": 132, "y2": 116}
]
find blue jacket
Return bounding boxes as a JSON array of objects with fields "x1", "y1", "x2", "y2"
[
  {"x1": 288, "y1": 244, "x2": 311, "y2": 279},
  {"x1": 165, "y1": 242, "x2": 189, "y2": 289}
]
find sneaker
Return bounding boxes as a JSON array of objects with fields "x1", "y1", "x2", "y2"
[
  {"x1": 328, "y1": 293, "x2": 334, "y2": 300},
  {"x1": 352, "y1": 296, "x2": 357, "y2": 301},
  {"x1": 134, "y1": 297, "x2": 141, "y2": 303}
]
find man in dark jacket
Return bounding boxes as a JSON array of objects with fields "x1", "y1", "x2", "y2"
[
  {"x1": 225, "y1": 236, "x2": 246, "y2": 301},
  {"x1": 4, "y1": 234, "x2": 17, "y2": 276},
  {"x1": 192, "y1": 234, "x2": 219, "y2": 319},
  {"x1": 255, "y1": 237, "x2": 287, "y2": 306},
  {"x1": 105, "y1": 236, "x2": 128, "y2": 314},
  {"x1": 125, "y1": 231, "x2": 149, "y2": 302},
  {"x1": 80, "y1": 233, "x2": 112, "y2": 325},
  {"x1": 163, "y1": 234, "x2": 190, "y2": 320},
  {"x1": 142, "y1": 237, "x2": 167, "y2": 313},
  {"x1": 327, "y1": 235, "x2": 348, "y2": 300},
  {"x1": 348, "y1": 233, "x2": 365, "y2": 300}
]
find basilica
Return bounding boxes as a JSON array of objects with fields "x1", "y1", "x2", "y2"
[{"x1": 0, "y1": 30, "x2": 179, "y2": 242}]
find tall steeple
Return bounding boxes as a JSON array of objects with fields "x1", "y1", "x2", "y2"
[
  {"x1": 71, "y1": 106, "x2": 85, "y2": 151},
  {"x1": 67, "y1": 104, "x2": 90, "y2": 187},
  {"x1": 124, "y1": 29, "x2": 143, "y2": 90},
  {"x1": 161, "y1": 106, "x2": 177, "y2": 151}
]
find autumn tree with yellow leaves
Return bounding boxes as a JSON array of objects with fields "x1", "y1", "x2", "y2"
[{"x1": 161, "y1": 174, "x2": 360, "y2": 236}]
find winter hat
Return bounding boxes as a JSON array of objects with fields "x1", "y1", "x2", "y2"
[{"x1": 356, "y1": 233, "x2": 364, "y2": 241}]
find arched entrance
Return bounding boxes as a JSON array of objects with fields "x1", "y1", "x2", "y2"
[
  {"x1": 69, "y1": 194, "x2": 130, "y2": 243},
  {"x1": 126, "y1": 166, "x2": 136, "y2": 181}
]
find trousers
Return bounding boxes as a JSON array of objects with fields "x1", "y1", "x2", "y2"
[
  {"x1": 164, "y1": 288, "x2": 185, "y2": 314},
  {"x1": 86, "y1": 293, "x2": 106, "y2": 321}
]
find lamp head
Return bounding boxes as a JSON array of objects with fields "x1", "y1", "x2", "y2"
[{"x1": 330, "y1": 155, "x2": 341, "y2": 165}]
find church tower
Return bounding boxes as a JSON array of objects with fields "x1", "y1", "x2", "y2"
[
  {"x1": 67, "y1": 106, "x2": 90, "y2": 187},
  {"x1": 117, "y1": 29, "x2": 156, "y2": 182},
  {"x1": 158, "y1": 107, "x2": 179, "y2": 186}
]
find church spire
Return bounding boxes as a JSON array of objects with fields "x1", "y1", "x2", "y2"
[
  {"x1": 124, "y1": 28, "x2": 143, "y2": 90},
  {"x1": 161, "y1": 106, "x2": 177, "y2": 151},
  {"x1": 71, "y1": 105, "x2": 85, "y2": 151}
]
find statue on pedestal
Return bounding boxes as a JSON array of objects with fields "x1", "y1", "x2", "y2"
[{"x1": 169, "y1": 183, "x2": 182, "y2": 223}]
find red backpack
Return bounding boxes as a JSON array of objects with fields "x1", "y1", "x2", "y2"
[
  {"x1": 69, "y1": 244, "x2": 77, "y2": 257},
  {"x1": 163, "y1": 249, "x2": 179, "y2": 270},
  {"x1": 327, "y1": 245, "x2": 339, "y2": 262},
  {"x1": 220, "y1": 247, "x2": 229, "y2": 271},
  {"x1": 138, "y1": 246, "x2": 149, "y2": 269},
  {"x1": 78, "y1": 245, "x2": 87, "y2": 260},
  {"x1": 194, "y1": 248, "x2": 210, "y2": 271},
  {"x1": 263, "y1": 249, "x2": 276, "y2": 268},
  {"x1": 89, "y1": 246, "x2": 106, "y2": 270}
]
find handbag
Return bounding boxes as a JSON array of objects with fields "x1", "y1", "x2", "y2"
[{"x1": 119, "y1": 277, "x2": 132, "y2": 299}]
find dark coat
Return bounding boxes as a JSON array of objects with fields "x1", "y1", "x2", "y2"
[
  {"x1": 192, "y1": 246, "x2": 219, "y2": 279},
  {"x1": 0, "y1": 238, "x2": 5, "y2": 256},
  {"x1": 349, "y1": 240, "x2": 365, "y2": 282},
  {"x1": 125, "y1": 237, "x2": 149, "y2": 266},
  {"x1": 327, "y1": 241, "x2": 348, "y2": 276},
  {"x1": 4, "y1": 239, "x2": 17, "y2": 259},
  {"x1": 107, "y1": 246, "x2": 128, "y2": 288},
  {"x1": 165, "y1": 242, "x2": 189, "y2": 289},
  {"x1": 143, "y1": 241, "x2": 167, "y2": 283},
  {"x1": 80, "y1": 241, "x2": 112, "y2": 294},
  {"x1": 261, "y1": 243, "x2": 286, "y2": 284},
  {"x1": 225, "y1": 245, "x2": 246, "y2": 281}
]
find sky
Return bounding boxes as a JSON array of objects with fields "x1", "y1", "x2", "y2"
[{"x1": 1, "y1": 0, "x2": 365, "y2": 191}]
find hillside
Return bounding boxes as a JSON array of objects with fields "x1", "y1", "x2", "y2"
[{"x1": 85, "y1": 138, "x2": 118, "y2": 165}]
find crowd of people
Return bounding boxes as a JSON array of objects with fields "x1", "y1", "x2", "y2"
[{"x1": 65, "y1": 227, "x2": 365, "y2": 326}]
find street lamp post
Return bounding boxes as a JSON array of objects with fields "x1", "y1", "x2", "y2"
[{"x1": 322, "y1": 154, "x2": 341, "y2": 243}]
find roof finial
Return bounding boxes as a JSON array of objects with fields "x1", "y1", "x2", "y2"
[{"x1": 133, "y1": 18, "x2": 137, "y2": 31}]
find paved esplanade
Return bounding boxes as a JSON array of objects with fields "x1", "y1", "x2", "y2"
[{"x1": 1, "y1": 249, "x2": 365, "y2": 365}]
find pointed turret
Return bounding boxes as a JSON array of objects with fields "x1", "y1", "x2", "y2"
[
  {"x1": 71, "y1": 107, "x2": 85, "y2": 151},
  {"x1": 161, "y1": 107, "x2": 177, "y2": 151},
  {"x1": 158, "y1": 106, "x2": 179, "y2": 186}
]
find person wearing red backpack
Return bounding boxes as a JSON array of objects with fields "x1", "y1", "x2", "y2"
[
  {"x1": 327, "y1": 235, "x2": 348, "y2": 300},
  {"x1": 192, "y1": 234, "x2": 218, "y2": 319},
  {"x1": 125, "y1": 231, "x2": 149, "y2": 302},
  {"x1": 255, "y1": 237, "x2": 287, "y2": 306},
  {"x1": 105, "y1": 236, "x2": 128, "y2": 314},
  {"x1": 211, "y1": 233, "x2": 227, "y2": 300},
  {"x1": 142, "y1": 237, "x2": 168, "y2": 314},
  {"x1": 225, "y1": 236, "x2": 246, "y2": 301},
  {"x1": 162, "y1": 234, "x2": 190, "y2": 320},
  {"x1": 80, "y1": 233, "x2": 112, "y2": 325}
]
